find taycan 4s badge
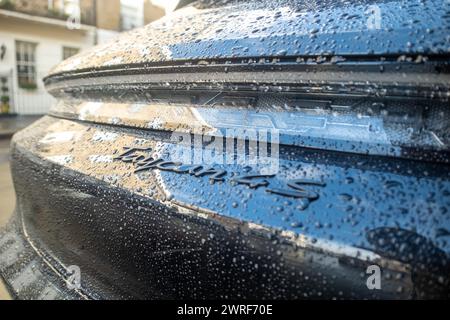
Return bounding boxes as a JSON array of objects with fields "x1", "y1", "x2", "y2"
[{"x1": 114, "y1": 146, "x2": 325, "y2": 209}]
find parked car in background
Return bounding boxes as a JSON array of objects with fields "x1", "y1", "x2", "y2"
[{"x1": 0, "y1": 0, "x2": 449, "y2": 300}]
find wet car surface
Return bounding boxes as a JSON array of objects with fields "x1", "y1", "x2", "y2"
[{"x1": 0, "y1": 0, "x2": 449, "y2": 299}]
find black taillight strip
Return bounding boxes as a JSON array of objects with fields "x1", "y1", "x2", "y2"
[
  {"x1": 45, "y1": 69, "x2": 450, "y2": 102},
  {"x1": 44, "y1": 54, "x2": 450, "y2": 87}
]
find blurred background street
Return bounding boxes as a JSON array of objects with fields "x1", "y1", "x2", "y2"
[
  {"x1": 0, "y1": 0, "x2": 169, "y2": 116},
  {"x1": 0, "y1": 116, "x2": 41, "y2": 299},
  {"x1": 0, "y1": 136, "x2": 13, "y2": 300},
  {"x1": 0, "y1": 137, "x2": 15, "y2": 226}
]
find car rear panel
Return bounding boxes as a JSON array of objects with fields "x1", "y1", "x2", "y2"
[
  {"x1": 50, "y1": 0, "x2": 450, "y2": 73},
  {"x1": 0, "y1": 112, "x2": 447, "y2": 299},
  {"x1": 1, "y1": 0, "x2": 449, "y2": 299}
]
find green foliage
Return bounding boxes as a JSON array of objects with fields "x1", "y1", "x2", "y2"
[
  {"x1": 19, "y1": 81, "x2": 37, "y2": 90},
  {"x1": 47, "y1": 8, "x2": 69, "y2": 20},
  {"x1": 0, "y1": 0, "x2": 14, "y2": 10},
  {"x1": 1, "y1": 95, "x2": 9, "y2": 104}
]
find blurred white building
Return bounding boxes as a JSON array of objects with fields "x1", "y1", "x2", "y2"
[{"x1": 0, "y1": 0, "x2": 165, "y2": 115}]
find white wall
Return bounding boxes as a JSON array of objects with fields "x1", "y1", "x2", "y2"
[
  {"x1": 96, "y1": 28, "x2": 120, "y2": 45},
  {"x1": 0, "y1": 16, "x2": 95, "y2": 114},
  {"x1": 121, "y1": 0, "x2": 144, "y2": 30}
]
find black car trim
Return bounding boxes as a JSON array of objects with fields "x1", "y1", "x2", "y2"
[{"x1": 44, "y1": 54, "x2": 450, "y2": 86}]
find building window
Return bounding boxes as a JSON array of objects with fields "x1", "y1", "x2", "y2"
[
  {"x1": 48, "y1": 0, "x2": 80, "y2": 18},
  {"x1": 121, "y1": 0, "x2": 144, "y2": 31},
  {"x1": 61, "y1": 0, "x2": 80, "y2": 16},
  {"x1": 63, "y1": 47, "x2": 80, "y2": 60},
  {"x1": 16, "y1": 41, "x2": 37, "y2": 90}
]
